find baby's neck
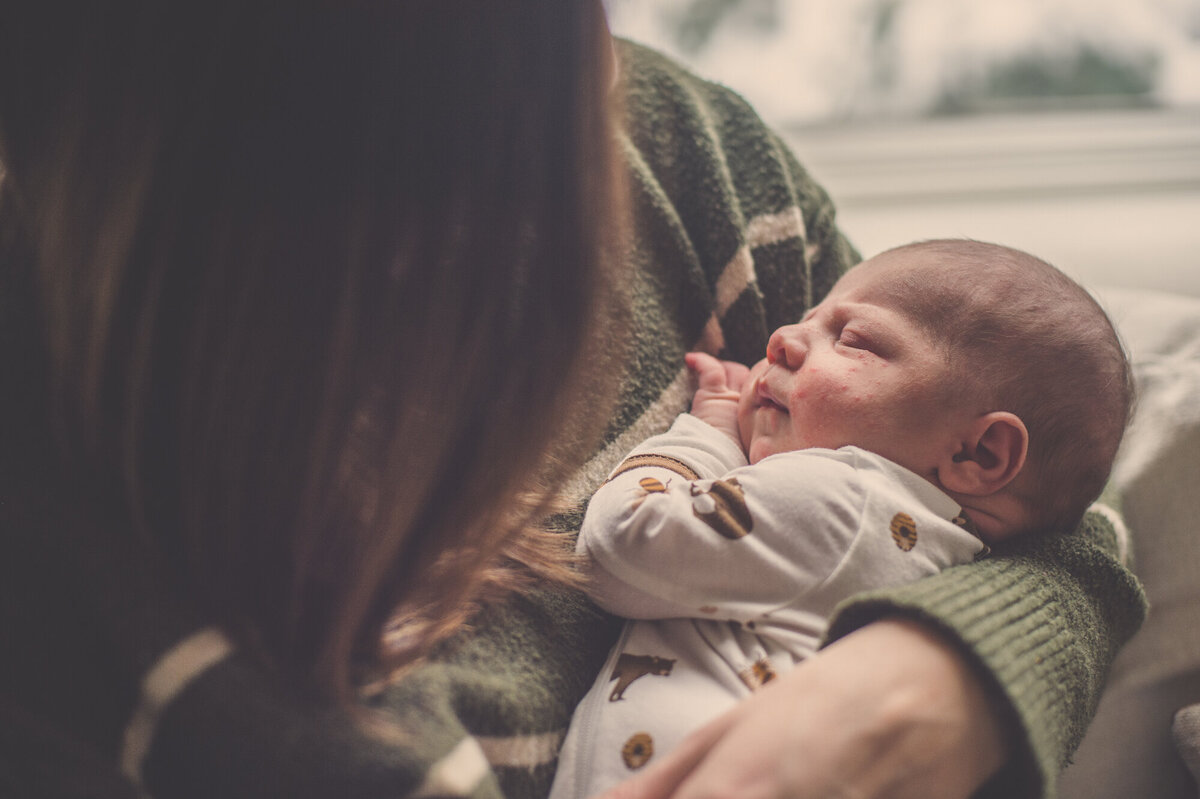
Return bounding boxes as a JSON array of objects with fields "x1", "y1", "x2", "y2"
[{"x1": 946, "y1": 492, "x2": 1029, "y2": 545}]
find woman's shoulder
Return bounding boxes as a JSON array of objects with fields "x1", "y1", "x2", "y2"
[{"x1": 614, "y1": 36, "x2": 759, "y2": 120}]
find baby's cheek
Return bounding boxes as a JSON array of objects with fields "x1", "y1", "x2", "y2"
[
  {"x1": 748, "y1": 437, "x2": 778, "y2": 465},
  {"x1": 737, "y1": 407, "x2": 755, "y2": 456},
  {"x1": 792, "y1": 377, "x2": 848, "y2": 406},
  {"x1": 738, "y1": 424, "x2": 753, "y2": 457}
]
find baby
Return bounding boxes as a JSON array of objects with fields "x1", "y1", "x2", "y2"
[{"x1": 549, "y1": 239, "x2": 1133, "y2": 798}]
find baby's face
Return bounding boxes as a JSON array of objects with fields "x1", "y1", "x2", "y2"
[{"x1": 737, "y1": 254, "x2": 963, "y2": 474}]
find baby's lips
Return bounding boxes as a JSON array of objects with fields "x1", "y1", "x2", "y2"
[{"x1": 754, "y1": 375, "x2": 787, "y2": 412}]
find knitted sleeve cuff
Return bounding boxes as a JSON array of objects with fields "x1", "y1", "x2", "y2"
[{"x1": 824, "y1": 511, "x2": 1147, "y2": 799}]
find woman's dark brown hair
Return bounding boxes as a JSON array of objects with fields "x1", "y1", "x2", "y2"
[{"x1": 0, "y1": 1, "x2": 625, "y2": 700}]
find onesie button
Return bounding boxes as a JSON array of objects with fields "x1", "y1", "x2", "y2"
[{"x1": 622, "y1": 732, "x2": 654, "y2": 770}]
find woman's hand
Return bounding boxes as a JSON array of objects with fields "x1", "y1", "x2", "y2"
[{"x1": 598, "y1": 618, "x2": 1011, "y2": 799}]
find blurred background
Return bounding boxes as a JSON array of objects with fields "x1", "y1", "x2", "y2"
[{"x1": 606, "y1": 0, "x2": 1200, "y2": 297}]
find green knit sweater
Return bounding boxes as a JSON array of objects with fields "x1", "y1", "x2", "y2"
[{"x1": 0, "y1": 39, "x2": 1145, "y2": 799}]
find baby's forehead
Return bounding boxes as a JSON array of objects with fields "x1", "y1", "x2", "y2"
[
  {"x1": 826, "y1": 256, "x2": 932, "y2": 308},
  {"x1": 842, "y1": 248, "x2": 932, "y2": 285}
]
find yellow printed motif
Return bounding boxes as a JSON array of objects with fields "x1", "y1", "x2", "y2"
[
  {"x1": 622, "y1": 732, "x2": 654, "y2": 770},
  {"x1": 609, "y1": 653, "x2": 675, "y2": 702},
  {"x1": 689, "y1": 477, "x2": 753, "y2": 539},
  {"x1": 632, "y1": 475, "x2": 669, "y2": 510},
  {"x1": 738, "y1": 657, "x2": 777, "y2": 691},
  {"x1": 638, "y1": 476, "x2": 667, "y2": 494},
  {"x1": 890, "y1": 512, "x2": 918, "y2": 551}
]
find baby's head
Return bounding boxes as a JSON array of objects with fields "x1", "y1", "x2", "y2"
[{"x1": 739, "y1": 239, "x2": 1133, "y2": 541}]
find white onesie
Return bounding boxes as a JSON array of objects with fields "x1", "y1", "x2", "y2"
[{"x1": 549, "y1": 414, "x2": 986, "y2": 799}]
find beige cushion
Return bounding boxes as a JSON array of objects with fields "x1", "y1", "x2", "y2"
[{"x1": 1060, "y1": 288, "x2": 1200, "y2": 799}]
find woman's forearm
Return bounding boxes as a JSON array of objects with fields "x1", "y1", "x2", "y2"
[{"x1": 601, "y1": 618, "x2": 1009, "y2": 799}]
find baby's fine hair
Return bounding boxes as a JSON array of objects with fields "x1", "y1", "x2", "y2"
[{"x1": 880, "y1": 239, "x2": 1134, "y2": 534}]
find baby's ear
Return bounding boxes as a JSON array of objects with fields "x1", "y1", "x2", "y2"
[{"x1": 939, "y1": 412, "x2": 1028, "y2": 497}]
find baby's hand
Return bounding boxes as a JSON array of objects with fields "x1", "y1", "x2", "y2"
[{"x1": 684, "y1": 352, "x2": 749, "y2": 447}]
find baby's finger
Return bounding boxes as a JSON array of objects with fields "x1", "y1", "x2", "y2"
[
  {"x1": 722, "y1": 361, "x2": 751, "y2": 392},
  {"x1": 684, "y1": 352, "x2": 729, "y2": 391}
]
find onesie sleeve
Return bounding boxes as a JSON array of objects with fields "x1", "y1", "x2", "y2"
[{"x1": 578, "y1": 418, "x2": 869, "y2": 621}]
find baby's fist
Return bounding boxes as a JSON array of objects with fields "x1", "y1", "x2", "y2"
[{"x1": 685, "y1": 352, "x2": 748, "y2": 446}]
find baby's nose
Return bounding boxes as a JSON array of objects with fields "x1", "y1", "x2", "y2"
[{"x1": 766, "y1": 324, "x2": 807, "y2": 369}]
